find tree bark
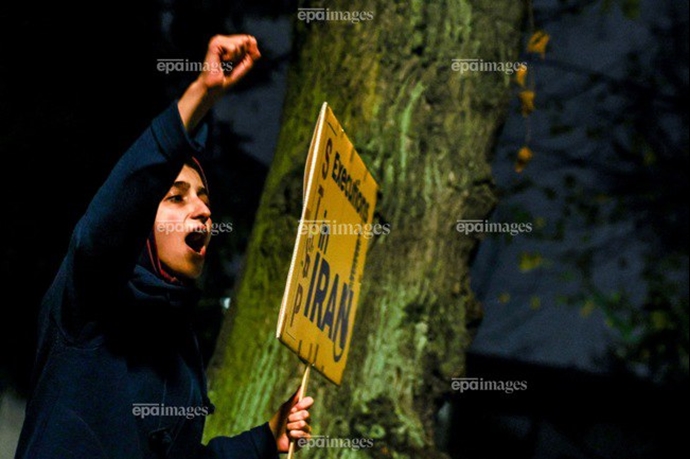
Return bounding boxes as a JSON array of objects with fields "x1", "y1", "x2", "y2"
[{"x1": 205, "y1": 1, "x2": 525, "y2": 457}]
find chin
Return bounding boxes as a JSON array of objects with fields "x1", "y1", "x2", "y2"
[
  {"x1": 180, "y1": 265, "x2": 204, "y2": 280},
  {"x1": 166, "y1": 260, "x2": 205, "y2": 281}
]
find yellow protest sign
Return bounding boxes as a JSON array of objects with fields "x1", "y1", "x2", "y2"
[{"x1": 276, "y1": 103, "x2": 379, "y2": 386}]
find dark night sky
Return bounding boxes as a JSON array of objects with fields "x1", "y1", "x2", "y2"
[{"x1": 471, "y1": 0, "x2": 688, "y2": 380}]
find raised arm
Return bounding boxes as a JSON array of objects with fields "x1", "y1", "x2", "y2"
[{"x1": 65, "y1": 35, "x2": 260, "y2": 326}]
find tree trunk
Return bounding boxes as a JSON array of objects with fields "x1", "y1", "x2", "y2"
[{"x1": 205, "y1": 1, "x2": 525, "y2": 457}]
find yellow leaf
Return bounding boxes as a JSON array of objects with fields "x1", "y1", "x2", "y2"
[
  {"x1": 530, "y1": 296, "x2": 541, "y2": 310},
  {"x1": 519, "y1": 90, "x2": 536, "y2": 116},
  {"x1": 515, "y1": 64, "x2": 528, "y2": 88},
  {"x1": 519, "y1": 252, "x2": 544, "y2": 272},
  {"x1": 527, "y1": 30, "x2": 550, "y2": 59},
  {"x1": 515, "y1": 146, "x2": 533, "y2": 173},
  {"x1": 498, "y1": 293, "x2": 511, "y2": 304},
  {"x1": 520, "y1": 252, "x2": 544, "y2": 273},
  {"x1": 580, "y1": 300, "x2": 595, "y2": 318}
]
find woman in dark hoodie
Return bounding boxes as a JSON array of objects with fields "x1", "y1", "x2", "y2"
[{"x1": 15, "y1": 34, "x2": 313, "y2": 459}]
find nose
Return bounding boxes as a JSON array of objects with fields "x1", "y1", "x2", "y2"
[{"x1": 190, "y1": 196, "x2": 211, "y2": 222}]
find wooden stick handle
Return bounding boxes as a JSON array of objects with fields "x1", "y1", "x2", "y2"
[{"x1": 287, "y1": 364, "x2": 311, "y2": 459}]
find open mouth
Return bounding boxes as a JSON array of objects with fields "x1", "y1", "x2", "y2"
[{"x1": 185, "y1": 229, "x2": 208, "y2": 254}]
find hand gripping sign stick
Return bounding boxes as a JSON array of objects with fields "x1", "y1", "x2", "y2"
[
  {"x1": 277, "y1": 103, "x2": 379, "y2": 457},
  {"x1": 286, "y1": 363, "x2": 311, "y2": 459}
]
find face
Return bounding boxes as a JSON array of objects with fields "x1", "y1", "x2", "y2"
[{"x1": 154, "y1": 165, "x2": 212, "y2": 280}]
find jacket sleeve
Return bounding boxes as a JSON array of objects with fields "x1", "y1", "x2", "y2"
[
  {"x1": 64, "y1": 103, "x2": 207, "y2": 330},
  {"x1": 202, "y1": 423, "x2": 280, "y2": 459}
]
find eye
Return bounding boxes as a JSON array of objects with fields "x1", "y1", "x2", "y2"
[{"x1": 166, "y1": 194, "x2": 184, "y2": 203}]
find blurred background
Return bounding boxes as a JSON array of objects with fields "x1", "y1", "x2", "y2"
[{"x1": 0, "y1": 0, "x2": 687, "y2": 458}]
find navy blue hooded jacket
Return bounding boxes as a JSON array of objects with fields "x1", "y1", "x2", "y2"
[{"x1": 15, "y1": 103, "x2": 279, "y2": 459}]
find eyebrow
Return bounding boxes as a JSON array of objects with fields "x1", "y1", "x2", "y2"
[
  {"x1": 170, "y1": 181, "x2": 208, "y2": 196},
  {"x1": 171, "y1": 181, "x2": 191, "y2": 192}
]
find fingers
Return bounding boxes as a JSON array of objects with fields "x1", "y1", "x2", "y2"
[
  {"x1": 287, "y1": 418, "x2": 311, "y2": 434},
  {"x1": 245, "y1": 35, "x2": 261, "y2": 60},
  {"x1": 289, "y1": 407, "x2": 311, "y2": 422},
  {"x1": 200, "y1": 34, "x2": 261, "y2": 90},
  {"x1": 286, "y1": 395, "x2": 314, "y2": 441},
  {"x1": 290, "y1": 396, "x2": 314, "y2": 413},
  {"x1": 207, "y1": 34, "x2": 261, "y2": 67},
  {"x1": 224, "y1": 53, "x2": 256, "y2": 88},
  {"x1": 289, "y1": 428, "x2": 311, "y2": 440},
  {"x1": 287, "y1": 413, "x2": 311, "y2": 441}
]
